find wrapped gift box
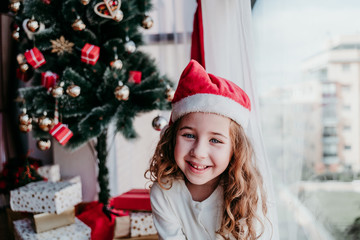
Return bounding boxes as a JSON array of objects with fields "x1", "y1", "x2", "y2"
[
  {"x1": 130, "y1": 212, "x2": 157, "y2": 237},
  {"x1": 36, "y1": 164, "x2": 61, "y2": 182},
  {"x1": 49, "y1": 122, "x2": 73, "y2": 146},
  {"x1": 115, "y1": 235, "x2": 158, "y2": 240},
  {"x1": 10, "y1": 179, "x2": 82, "y2": 214},
  {"x1": 13, "y1": 217, "x2": 91, "y2": 240},
  {"x1": 81, "y1": 43, "x2": 100, "y2": 65},
  {"x1": 128, "y1": 71, "x2": 142, "y2": 84},
  {"x1": 41, "y1": 71, "x2": 59, "y2": 90},
  {"x1": 110, "y1": 189, "x2": 151, "y2": 212},
  {"x1": 33, "y1": 206, "x2": 75, "y2": 233},
  {"x1": 114, "y1": 215, "x2": 131, "y2": 238},
  {"x1": 24, "y1": 47, "x2": 46, "y2": 69},
  {"x1": 16, "y1": 68, "x2": 30, "y2": 82}
]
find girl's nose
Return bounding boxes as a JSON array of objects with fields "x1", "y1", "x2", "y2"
[{"x1": 190, "y1": 140, "x2": 207, "y2": 159}]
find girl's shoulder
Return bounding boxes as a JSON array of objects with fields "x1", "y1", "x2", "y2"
[{"x1": 150, "y1": 178, "x2": 186, "y2": 198}]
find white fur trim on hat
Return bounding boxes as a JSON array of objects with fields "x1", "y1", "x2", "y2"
[{"x1": 171, "y1": 93, "x2": 250, "y2": 128}]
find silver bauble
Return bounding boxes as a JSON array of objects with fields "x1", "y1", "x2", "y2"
[{"x1": 152, "y1": 116, "x2": 167, "y2": 131}]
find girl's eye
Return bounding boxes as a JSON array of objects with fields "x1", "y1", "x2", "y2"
[
  {"x1": 210, "y1": 138, "x2": 222, "y2": 144},
  {"x1": 182, "y1": 133, "x2": 195, "y2": 139}
]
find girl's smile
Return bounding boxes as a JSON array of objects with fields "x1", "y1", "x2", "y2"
[{"x1": 174, "y1": 112, "x2": 233, "y2": 193}]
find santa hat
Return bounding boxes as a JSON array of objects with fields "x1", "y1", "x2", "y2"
[{"x1": 171, "y1": 60, "x2": 251, "y2": 128}]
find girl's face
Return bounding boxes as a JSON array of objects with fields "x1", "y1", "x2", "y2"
[{"x1": 174, "y1": 112, "x2": 233, "y2": 188}]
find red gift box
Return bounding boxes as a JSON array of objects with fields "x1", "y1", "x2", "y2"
[
  {"x1": 41, "y1": 71, "x2": 59, "y2": 90},
  {"x1": 81, "y1": 43, "x2": 100, "y2": 65},
  {"x1": 24, "y1": 47, "x2": 46, "y2": 69},
  {"x1": 49, "y1": 122, "x2": 73, "y2": 145},
  {"x1": 128, "y1": 71, "x2": 142, "y2": 84},
  {"x1": 16, "y1": 68, "x2": 30, "y2": 82},
  {"x1": 109, "y1": 189, "x2": 151, "y2": 212}
]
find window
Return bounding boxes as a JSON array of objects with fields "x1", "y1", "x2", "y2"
[{"x1": 253, "y1": 0, "x2": 360, "y2": 239}]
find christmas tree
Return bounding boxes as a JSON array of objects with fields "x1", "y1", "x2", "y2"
[{"x1": 8, "y1": 0, "x2": 173, "y2": 206}]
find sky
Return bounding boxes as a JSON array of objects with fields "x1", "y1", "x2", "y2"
[{"x1": 252, "y1": 0, "x2": 360, "y2": 93}]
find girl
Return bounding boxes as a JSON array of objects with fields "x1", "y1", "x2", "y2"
[{"x1": 146, "y1": 60, "x2": 270, "y2": 240}]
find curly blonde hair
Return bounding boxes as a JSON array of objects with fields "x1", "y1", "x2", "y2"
[{"x1": 145, "y1": 116, "x2": 268, "y2": 239}]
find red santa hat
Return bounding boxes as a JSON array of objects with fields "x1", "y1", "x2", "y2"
[{"x1": 171, "y1": 60, "x2": 251, "y2": 128}]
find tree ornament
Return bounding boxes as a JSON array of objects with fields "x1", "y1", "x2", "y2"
[
  {"x1": 38, "y1": 112, "x2": 54, "y2": 132},
  {"x1": 26, "y1": 17, "x2": 40, "y2": 32},
  {"x1": 94, "y1": 0, "x2": 123, "y2": 22},
  {"x1": 19, "y1": 123, "x2": 32, "y2": 133},
  {"x1": 110, "y1": 59, "x2": 123, "y2": 70},
  {"x1": 19, "y1": 109, "x2": 32, "y2": 125},
  {"x1": 66, "y1": 84, "x2": 81, "y2": 97},
  {"x1": 165, "y1": 86, "x2": 175, "y2": 102},
  {"x1": 16, "y1": 54, "x2": 25, "y2": 64},
  {"x1": 124, "y1": 37, "x2": 136, "y2": 53},
  {"x1": 72, "y1": 17, "x2": 86, "y2": 31},
  {"x1": 50, "y1": 36, "x2": 74, "y2": 55},
  {"x1": 113, "y1": 9, "x2": 124, "y2": 22},
  {"x1": 37, "y1": 139, "x2": 51, "y2": 151},
  {"x1": 24, "y1": 47, "x2": 46, "y2": 69},
  {"x1": 114, "y1": 81, "x2": 129, "y2": 101},
  {"x1": 19, "y1": 63, "x2": 29, "y2": 73},
  {"x1": 152, "y1": 116, "x2": 167, "y2": 131},
  {"x1": 42, "y1": 0, "x2": 51, "y2": 4},
  {"x1": 11, "y1": 27, "x2": 20, "y2": 41},
  {"x1": 9, "y1": 1, "x2": 21, "y2": 14},
  {"x1": 51, "y1": 82, "x2": 64, "y2": 98},
  {"x1": 81, "y1": 0, "x2": 90, "y2": 5},
  {"x1": 141, "y1": 15, "x2": 154, "y2": 29}
]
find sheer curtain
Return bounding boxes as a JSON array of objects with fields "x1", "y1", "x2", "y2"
[{"x1": 107, "y1": 0, "x2": 197, "y2": 196}]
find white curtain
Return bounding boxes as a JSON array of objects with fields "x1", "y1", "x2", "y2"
[{"x1": 201, "y1": 0, "x2": 279, "y2": 239}]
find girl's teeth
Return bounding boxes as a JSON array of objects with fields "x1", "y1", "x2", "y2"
[{"x1": 190, "y1": 163, "x2": 207, "y2": 169}]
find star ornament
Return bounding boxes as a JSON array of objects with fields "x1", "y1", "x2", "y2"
[{"x1": 50, "y1": 36, "x2": 75, "y2": 55}]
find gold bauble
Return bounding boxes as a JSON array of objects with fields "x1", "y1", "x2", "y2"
[
  {"x1": 17, "y1": 54, "x2": 25, "y2": 64},
  {"x1": 19, "y1": 63, "x2": 29, "y2": 73},
  {"x1": 72, "y1": 18, "x2": 86, "y2": 31},
  {"x1": 51, "y1": 85, "x2": 64, "y2": 98},
  {"x1": 66, "y1": 84, "x2": 81, "y2": 97},
  {"x1": 37, "y1": 139, "x2": 51, "y2": 151},
  {"x1": 80, "y1": 0, "x2": 90, "y2": 5},
  {"x1": 110, "y1": 59, "x2": 123, "y2": 70},
  {"x1": 113, "y1": 10, "x2": 124, "y2": 22},
  {"x1": 26, "y1": 18, "x2": 40, "y2": 32},
  {"x1": 38, "y1": 115, "x2": 54, "y2": 132},
  {"x1": 9, "y1": 1, "x2": 21, "y2": 14},
  {"x1": 19, "y1": 112, "x2": 32, "y2": 125},
  {"x1": 114, "y1": 84, "x2": 130, "y2": 101},
  {"x1": 165, "y1": 87, "x2": 175, "y2": 102},
  {"x1": 19, "y1": 124, "x2": 32, "y2": 132},
  {"x1": 12, "y1": 29, "x2": 20, "y2": 41},
  {"x1": 141, "y1": 15, "x2": 154, "y2": 29}
]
